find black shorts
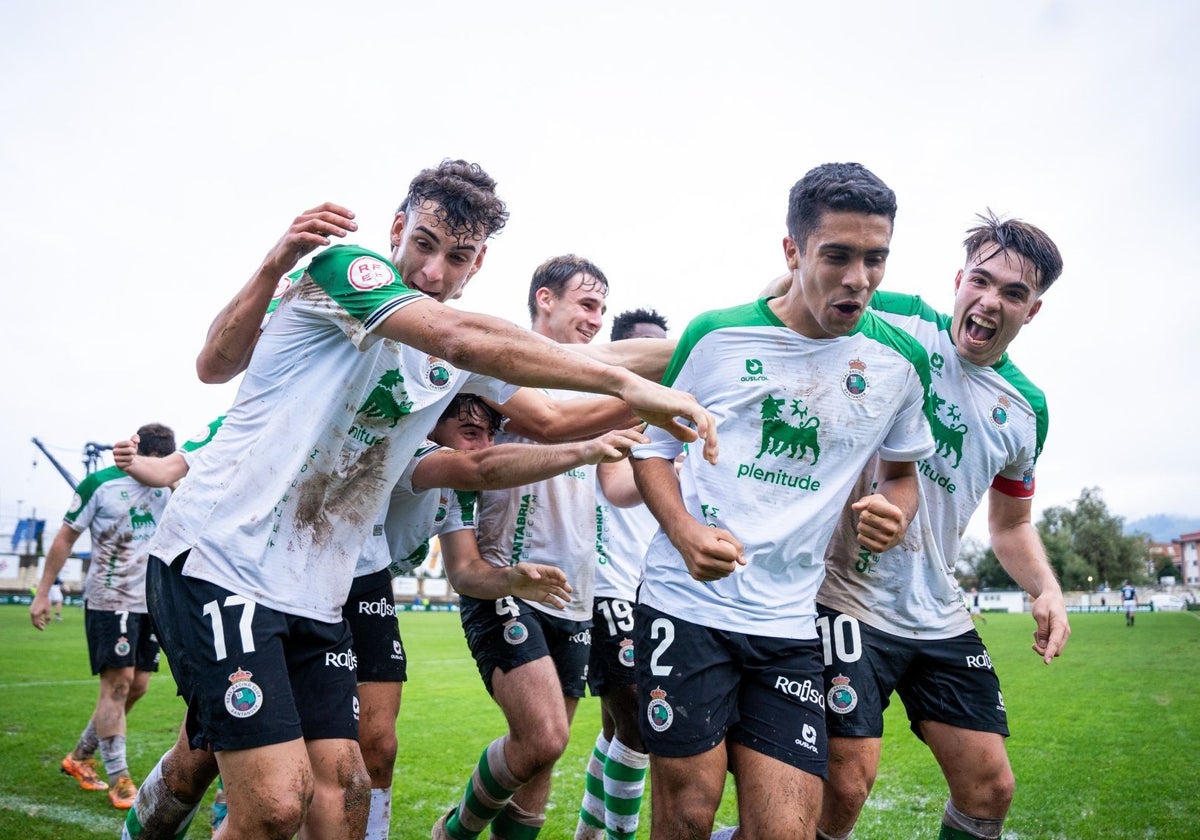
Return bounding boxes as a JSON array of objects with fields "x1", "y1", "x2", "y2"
[
  {"x1": 344, "y1": 570, "x2": 406, "y2": 683},
  {"x1": 84, "y1": 607, "x2": 160, "y2": 674},
  {"x1": 147, "y1": 553, "x2": 359, "y2": 752},
  {"x1": 586, "y1": 597, "x2": 638, "y2": 696},
  {"x1": 816, "y1": 604, "x2": 1009, "y2": 741},
  {"x1": 459, "y1": 594, "x2": 591, "y2": 697},
  {"x1": 633, "y1": 603, "x2": 827, "y2": 778}
]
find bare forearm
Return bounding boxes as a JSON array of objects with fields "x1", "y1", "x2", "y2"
[
  {"x1": 196, "y1": 263, "x2": 278, "y2": 383},
  {"x1": 573, "y1": 338, "x2": 678, "y2": 383},
  {"x1": 992, "y1": 523, "x2": 1061, "y2": 598},
  {"x1": 499, "y1": 394, "x2": 636, "y2": 443},
  {"x1": 36, "y1": 530, "x2": 76, "y2": 594}
]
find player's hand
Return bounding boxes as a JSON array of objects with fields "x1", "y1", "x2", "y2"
[
  {"x1": 262, "y1": 203, "x2": 358, "y2": 279},
  {"x1": 507, "y1": 563, "x2": 572, "y2": 609},
  {"x1": 29, "y1": 593, "x2": 50, "y2": 631},
  {"x1": 852, "y1": 493, "x2": 908, "y2": 554},
  {"x1": 619, "y1": 379, "x2": 719, "y2": 466},
  {"x1": 668, "y1": 519, "x2": 745, "y2": 582},
  {"x1": 581, "y1": 427, "x2": 648, "y2": 465},
  {"x1": 1030, "y1": 590, "x2": 1070, "y2": 663},
  {"x1": 113, "y1": 435, "x2": 139, "y2": 471}
]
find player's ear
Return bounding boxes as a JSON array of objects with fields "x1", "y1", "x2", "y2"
[
  {"x1": 1023, "y1": 298, "x2": 1043, "y2": 324},
  {"x1": 783, "y1": 236, "x2": 800, "y2": 271},
  {"x1": 390, "y1": 212, "x2": 408, "y2": 247}
]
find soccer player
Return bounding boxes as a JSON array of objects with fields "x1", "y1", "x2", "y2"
[
  {"x1": 631, "y1": 162, "x2": 934, "y2": 839},
  {"x1": 140, "y1": 160, "x2": 715, "y2": 840},
  {"x1": 814, "y1": 211, "x2": 1070, "y2": 840},
  {"x1": 438, "y1": 254, "x2": 622, "y2": 840},
  {"x1": 1121, "y1": 579, "x2": 1137, "y2": 626},
  {"x1": 575, "y1": 308, "x2": 669, "y2": 840},
  {"x1": 29, "y1": 424, "x2": 177, "y2": 811},
  {"x1": 118, "y1": 399, "x2": 642, "y2": 840}
]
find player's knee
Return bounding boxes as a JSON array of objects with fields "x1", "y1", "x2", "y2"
[
  {"x1": 824, "y1": 766, "x2": 872, "y2": 816},
  {"x1": 512, "y1": 715, "x2": 571, "y2": 767},
  {"x1": 359, "y1": 731, "x2": 398, "y2": 786}
]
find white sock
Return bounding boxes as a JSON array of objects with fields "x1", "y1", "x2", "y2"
[
  {"x1": 365, "y1": 786, "x2": 392, "y2": 840},
  {"x1": 574, "y1": 732, "x2": 609, "y2": 840}
]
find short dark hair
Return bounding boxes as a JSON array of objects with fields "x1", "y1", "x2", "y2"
[
  {"x1": 962, "y1": 209, "x2": 1064, "y2": 294},
  {"x1": 526, "y1": 254, "x2": 609, "y2": 321},
  {"x1": 398, "y1": 159, "x2": 509, "y2": 240},
  {"x1": 439, "y1": 394, "x2": 503, "y2": 438},
  {"x1": 786, "y1": 162, "x2": 897, "y2": 247},
  {"x1": 136, "y1": 423, "x2": 176, "y2": 457},
  {"x1": 610, "y1": 308, "x2": 669, "y2": 341}
]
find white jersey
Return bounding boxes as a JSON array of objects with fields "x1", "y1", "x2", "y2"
[
  {"x1": 149, "y1": 245, "x2": 511, "y2": 623},
  {"x1": 476, "y1": 390, "x2": 600, "y2": 622},
  {"x1": 819, "y1": 291, "x2": 1047, "y2": 638},
  {"x1": 63, "y1": 466, "x2": 171, "y2": 613},
  {"x1": 635, "y1": 299, "x2": 934, "y2": 640},
  {"x1": 356, "y1": 441, "x2": 480, "y2": 578},
  {"x1": 595, "y1": 480, "x2": 655, "y2": 601}
]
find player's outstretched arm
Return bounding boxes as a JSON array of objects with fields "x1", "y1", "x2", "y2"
[
  {"x1": 988, "y1": 489, "x2": 1070, "y2": 663},
  {"x1": 569, "y1": 337, "x2": 678, "y2": 383},
  {"x1": 494, "y1": 391, "x2": 638, "y2": 443},
  {"x1": 852, "y1": 459, "x2": 920, "y2": 554},
  {"x1": 440, "y1": 530, "x2": 572, "y2": 609},
  {"x1": 632, "y1": 455, "x2": 743, "y2": 581},
  {"x1": 114, "y1": 435, "x2": 189, "y2": 488},
  {"x1": 413, "y1": 428, "x2": 647, "y2": 493},
  {"x1": 380, "y1": 302, "x2": 719, "y2": 463},
  {"x1": 30, "y1": 525, "x2": 80, "y2": 631},
  {"x1": 197, "y1": 203, "x2": 358, "y2": 383}
]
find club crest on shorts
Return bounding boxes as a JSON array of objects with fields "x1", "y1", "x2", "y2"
[
  {"x1": 827, "y1": 674, "x2": 858, "y2": 715},
  {"x1": 841, "y1": 358, "x2": 869, "y2": 400},
  {"x1": 618, "y1": 638, "x2": 636, "y2": 668},
  {"x1": 647, "y1": 686, "x2": 674, "y2": 732},
  {"x1": 224, "y1": 667, "x2": 263, "y2": 719},
  {"x1": 503, "y1": 619, "x2": 528, "y2": 645},
  {"x1": 114, "y1": 636, "x2": 131, "y2": 657}
]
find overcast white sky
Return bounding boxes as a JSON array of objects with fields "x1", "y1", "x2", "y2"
[{"x1": 2, "y1": 1, "x2": 1197, "y2": 547}]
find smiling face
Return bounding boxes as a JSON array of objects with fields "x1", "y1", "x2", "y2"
[
  {"x1": 533, "y1": 274, "x2": 608, "y2": 344},
  {"x1": 777, "y1": 210, "x2": 893, "y2": 338},
  {"x1": 389, "y1": 199, "x2": 487, "y2": 303},
  {"x1": 951, "y1": 243, "x2": 1043, "y2": 367}
]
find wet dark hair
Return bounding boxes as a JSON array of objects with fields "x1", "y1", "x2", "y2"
[
  {"x1": 438, "y1": 394, "x2": 503, "y2": 438},
  {"x1": 610, "y1": 308, "x2": 668, "y2": 341},
  {"x1": 135, "y1": 423, "x2": 176, "y2": 457},
  {"x1": 398, "y1": 159, "x2": 509, "y2": 240},
  {"x1": 526, "y1": 254, "x2": 609, "y2": 321},
  {"x1": 962, "y1": 209, "x2": 1064, "y2": 294},
  {"x1": 786, "y1": 162, "x2": 897, "y2": 247}
]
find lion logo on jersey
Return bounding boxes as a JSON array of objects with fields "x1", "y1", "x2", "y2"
[
  {"x1": 929, "y1": 390, "x2": 967, "y2": 469},
  {"x1": 756, "y1": 395, "x2": 821, "y2": 465},
  {"x1": 358, "y1": 369, "x2": 414, "y2": 428},
  {"x1": 128, "y1": 505, "x2": 156, "y2": 533}
]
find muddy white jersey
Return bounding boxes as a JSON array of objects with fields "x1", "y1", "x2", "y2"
[
  {"x1": 595, "y1": 481, "x2": 654, "y2": 602},
  {"x1": 819, "y1": 291, "x2": 1047, "y2": 638},
  {"x1": 355, "y1": 441, "x2": 479, "y2": 579},
  {"x1": 148, "y1": 245, "x2": 511, "y2": 623},
  {"x1": 64, "y1": 467, "x2": 171, "y2": 612},
  {"x1": 476, "y1": 390, "x2": 600, "y2": 622},
  {"x1": 635, "y1": 299, "x2": 934, "y2": 640}
]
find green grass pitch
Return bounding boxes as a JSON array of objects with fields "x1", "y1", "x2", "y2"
[{"x1": 1, "y1": 606, "x2": 1197, "y2": 838}]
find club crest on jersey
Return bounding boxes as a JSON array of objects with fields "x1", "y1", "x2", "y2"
[
  {"x1": 347, "y1": 256, "x2": 395, "y2": 291},
  {"x1": 647, "y1": 686, "x2": 674, "y2": 732},
  {"x1": 827, "y1": 674, "x2": 858, "y2": 715},
  {"x1": 114, "y1": 636, "x2": 131, "y2": 657},
  {"x1": 424, "y1": 356, "x2": 453, "y2": 390},
  {"x1": 618, "y1": 638, "x2": 635, "y2": 668},
  {"x1": 503, "y1": 620, "x2": 529, "y2": 646},
  {"x1": 990, "y1": 395, "x2": 1011, "y2": 428},
  {"x1": 841, "y1": 358, "x2": 870, "y2": 400},
  {"x1": 224, "y1": 667, "x2": 264, "y2": 719}
]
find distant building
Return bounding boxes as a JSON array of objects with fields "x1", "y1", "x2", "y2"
[
  {"x1": 1149, "y1": 540, "x2": 1182, "y2": 579},
  {"x1": 1177, "y1": 531, "x2": 1200, "y2": 587}
]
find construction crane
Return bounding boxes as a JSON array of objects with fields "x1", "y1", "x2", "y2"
[{"x1": 31, "y1": 437, "x2": 113, "y2": 490}]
